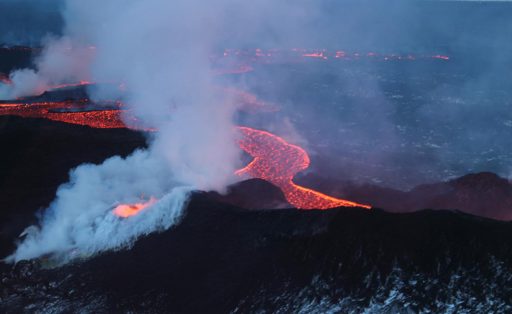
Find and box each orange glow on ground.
[0,102,150,129]
[236,126,371,210]
[0,101,371,212]
[113,197,157,218]
[217,48,449,63]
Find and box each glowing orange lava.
[217,48,450,63]
[0,100,371,212]
[113,197,157,218]
[0,102,148,129]
[212,65,254,75]
[48,80,93,90]
[236,126,371,210]
[0,87,270,129]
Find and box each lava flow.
[236,127,371,210]
[47,80,93,90]
[0,100,371,213]
[113,126,370,216]
[0,102,143,129]
[113,197,157,218]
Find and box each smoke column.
[6,0,283,263]
[0,36,93,99]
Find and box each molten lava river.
[237,127,370,210]
[0,101,370,216]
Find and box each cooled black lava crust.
[0,117,511,313]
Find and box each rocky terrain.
[0,116,511,313]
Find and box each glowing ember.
[113,197,157,218]
[236,126,371,210]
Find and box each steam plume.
[6,0,267,263]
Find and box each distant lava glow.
[432,55,450,61]
[48,80,93,90]
[217,48,450,63]
[0,73,11,85]
[113,197,157,218]
[236,126,371,210]
[302,51,328,60]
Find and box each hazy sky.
[1,0,512,53]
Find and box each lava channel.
[0,102,147,129]
[0,101,371,213]
[236,126,371,210]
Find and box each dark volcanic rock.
[0,84,121,105]
[0,46,37,75]
[0,116,147,257]
[17,86,90,103]
[410,172,512,220]
[302,172,512,221]
[1,196,512,313]
[1,115,512,313]
[207,178,290,209]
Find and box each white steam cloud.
[12,150,192,261]
[0,36,92,99]
[5,0,280,263]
